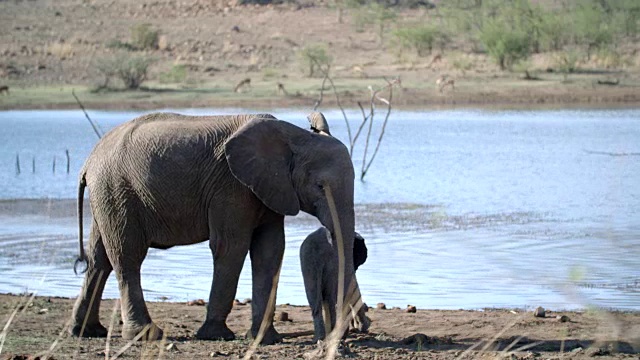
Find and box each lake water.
[0,108,638,311]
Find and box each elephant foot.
[70,322,108,338]
[350,314,371,333]
[196,320,235,341]
[122,322,164,341]
[246,325,283,345]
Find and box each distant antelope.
[435,75,454,93]
[0,85,8,95]
[277,82,288,96]
[233,78,251,93]
[351,65,368,78]
[428,54,442,68]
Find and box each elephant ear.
[225,116,300,216]
[353,232,367,271]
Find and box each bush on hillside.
[393,24,445,57]
[97,54,155,89]
[131,23,159,50]
[297,44,332,77]
[480,18,531,70]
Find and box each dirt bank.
[0,294,638,359]
[1,0,639,111]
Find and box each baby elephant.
[300,227,370,342]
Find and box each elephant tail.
[74,174,88,275]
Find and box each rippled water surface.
[0,108,638,310]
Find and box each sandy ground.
[0,294,638,359]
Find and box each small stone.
[233,299,245,306]
[38,308,49,314]
[533,306,545,318]
[187,299,206,306]
[586,346,610,357]
[406,305,417,313]
[276,311,290,322]
[376,302,386,310]
[165,343,179,351]
[556,315,570,322]
[243,298,252,304]
[401,333,430,345]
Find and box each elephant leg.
[324,273,338,340]
[116,267,162,340]
[70,221,112,337]
[302,261,326,341]
[196,231,250,340]
[107,224,161,340]
[246,220,285,345]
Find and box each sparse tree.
[97,53,155,90]
[298,44,333,78]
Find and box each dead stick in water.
[15,153,20,174]
[72,90,102,139]
[65,149,70,174]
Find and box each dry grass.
[47,42,75,60]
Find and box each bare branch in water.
[72,90,103,139]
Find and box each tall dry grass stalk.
[41,310,75,358]
[0,291,38,355]
[242,263,283,360]
[324,185,345,335]
[109,323,153,360]
[104,299,120,360]
[73,270,104,358]
[322,185,366,359]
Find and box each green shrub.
[262,68,279,80]
[297,44,332,77]
[351,3,397,43]
[131,23,159,50]
[392,25,443,57]
[451,54,473,73]
[594,48,630,69]
[538,11,570,51]
[555,49,582,81]
[480,18,531,70]
[610,0,640,37]
[570,3,614,58]
[352,7,374,33]
[97,54,155,89]
[106,39,136,51]
[159,64,188,84]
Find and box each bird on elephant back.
[70,111,359,345]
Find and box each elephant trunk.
[321,187,356,318]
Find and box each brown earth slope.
[1,0,639,110]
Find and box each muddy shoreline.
[0,294,638,359]
[2,85,640,112]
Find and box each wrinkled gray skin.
[300,227,370,342]
[70,113,356,344]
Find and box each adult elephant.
[70,112,356,344]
